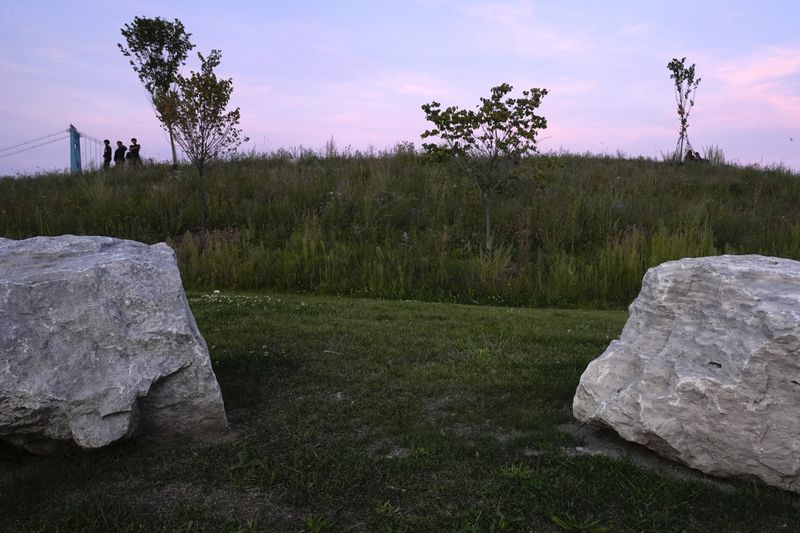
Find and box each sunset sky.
[1,0,799,176]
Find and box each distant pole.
[69,124,82,173]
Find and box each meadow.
[3,292,800,532]
[1,148,798,308]
[2,151,800,531]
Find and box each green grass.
[2,293,798,532]
[2,150,799,308]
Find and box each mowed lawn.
[2,293,799,532]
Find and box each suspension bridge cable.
[0,130,68,154]
[80,136,99,169]
[79,131,103,170]
[0,135,68,159]
[81,137,88,168]
[79,132,104,145]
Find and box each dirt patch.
[89,480,300,526]
[365,439,412,460]
[423,393,473,423]
[558,421,736,491]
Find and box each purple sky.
[1,1,799,176]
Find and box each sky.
[1,0,799,176]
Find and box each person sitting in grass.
[685,149,709,163]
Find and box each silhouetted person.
[102,140,112,170]
[685,149,698,161]
[114,141,127,168]
[128,138,141,167]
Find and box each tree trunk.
[168,126,179,170]
[483,188,493,253]
[198,165,206,231]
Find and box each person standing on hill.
[128,138,142,167]
[114,141,127,167]
[102,140,112,170]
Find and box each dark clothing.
[114,146,127,167]
[128,143,141,166]
[103,145,112,169]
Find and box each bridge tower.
[68,124,81,173]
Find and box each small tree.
[421,83,548,252]
[160,50,247,230]
[667,57,701,162]
[119,16,195,169]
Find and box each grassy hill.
[1,149,798,307]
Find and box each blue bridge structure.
[0,125,105,174]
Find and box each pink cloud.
[714,47,800,86]
[459,1,587,58]
[705,46,800,128]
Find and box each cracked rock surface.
[0,235,228,454]
[574,255,800,492]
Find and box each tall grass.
[1,148,798,307]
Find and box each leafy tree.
[667,57,701,162]
[421,83,548,252]
[159,50,248,230]
[119,16,195,169]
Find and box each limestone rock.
[574,255,800,492]
[0,235,228,454]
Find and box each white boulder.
[0,235,228,454]
[574,255,800,492]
